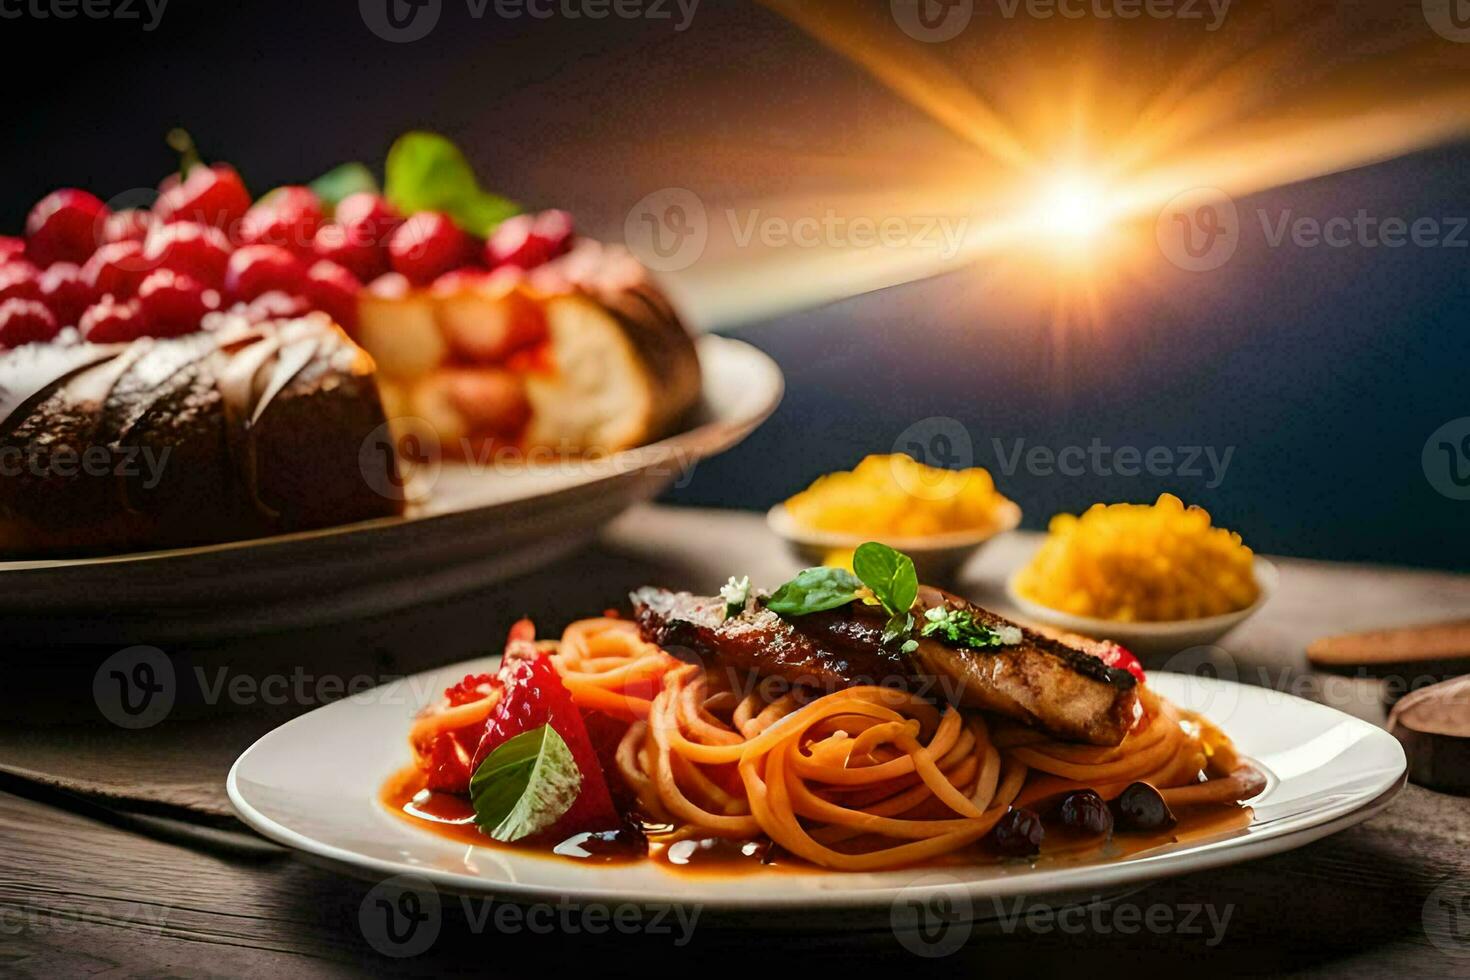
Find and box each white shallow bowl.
[229,656,1404,919]
[766,500,1022,583]
[1005,559,1278,664]
[0,336,781,644]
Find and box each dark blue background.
[1,1,1465,569]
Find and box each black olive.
[991,806,1045,857]
[1112,781,1178,832]
[1058,789,1114,837]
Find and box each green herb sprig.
[918,606,1021,650]
[766,542,919,651]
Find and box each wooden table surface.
[2,505,1468,978]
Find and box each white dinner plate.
[229,664,1407,913]
[0,335,781,643]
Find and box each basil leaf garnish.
[853,542,919,623]
[469,724,582,843]
[766,567,863,616]
[385,131,521,237]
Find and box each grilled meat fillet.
[633,585,1139,746]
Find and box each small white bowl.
[1004,558,1278,664]
[766,500,1022,584]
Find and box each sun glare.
[1033,172,1112,246]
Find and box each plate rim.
[227,667,1408,910]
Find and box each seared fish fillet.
[633,585,1139,746]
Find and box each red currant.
[136,269,219,337]
[0,298,59,348]
[0,262,42,304]
[389,212,473,286]
[82,240,151,300]
[38,262,92,327]
[304,259,361,333]
[142,221,232,286]
[239,186,324,258]
[224,244,306,303]
[80,297,150,343]
[25,189,110,266]
[103,209,153,244]
[486,209,575,269]
[154,164,252,231]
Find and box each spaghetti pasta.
[403,615,1263,869]
[531,617,1266,871]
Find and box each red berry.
[0,262,42,304]
[336,192,401,235]
[142,221,231,286]
[0,299,59,348]
[135,269,218,336]
[470,625,621,839]
[486,209,575,270]
[103,209,152,244]
[38,262,92,327]
[224,244,306,303]
[389,212,473,286]
[80,297,150,343]
[239,186,323,258]
[82,240,151,300]
[311,223,389,283]
[25,189,110,266]
[304,259,360,332]
[154,164,251,231]
[326,192,400,274]
[0,236,28,266]
[243,291,313,323]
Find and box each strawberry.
[413,671,504,795]
[471,620,620,841]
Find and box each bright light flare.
[1033,172,1113,246]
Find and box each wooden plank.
[1,782,1467,976]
